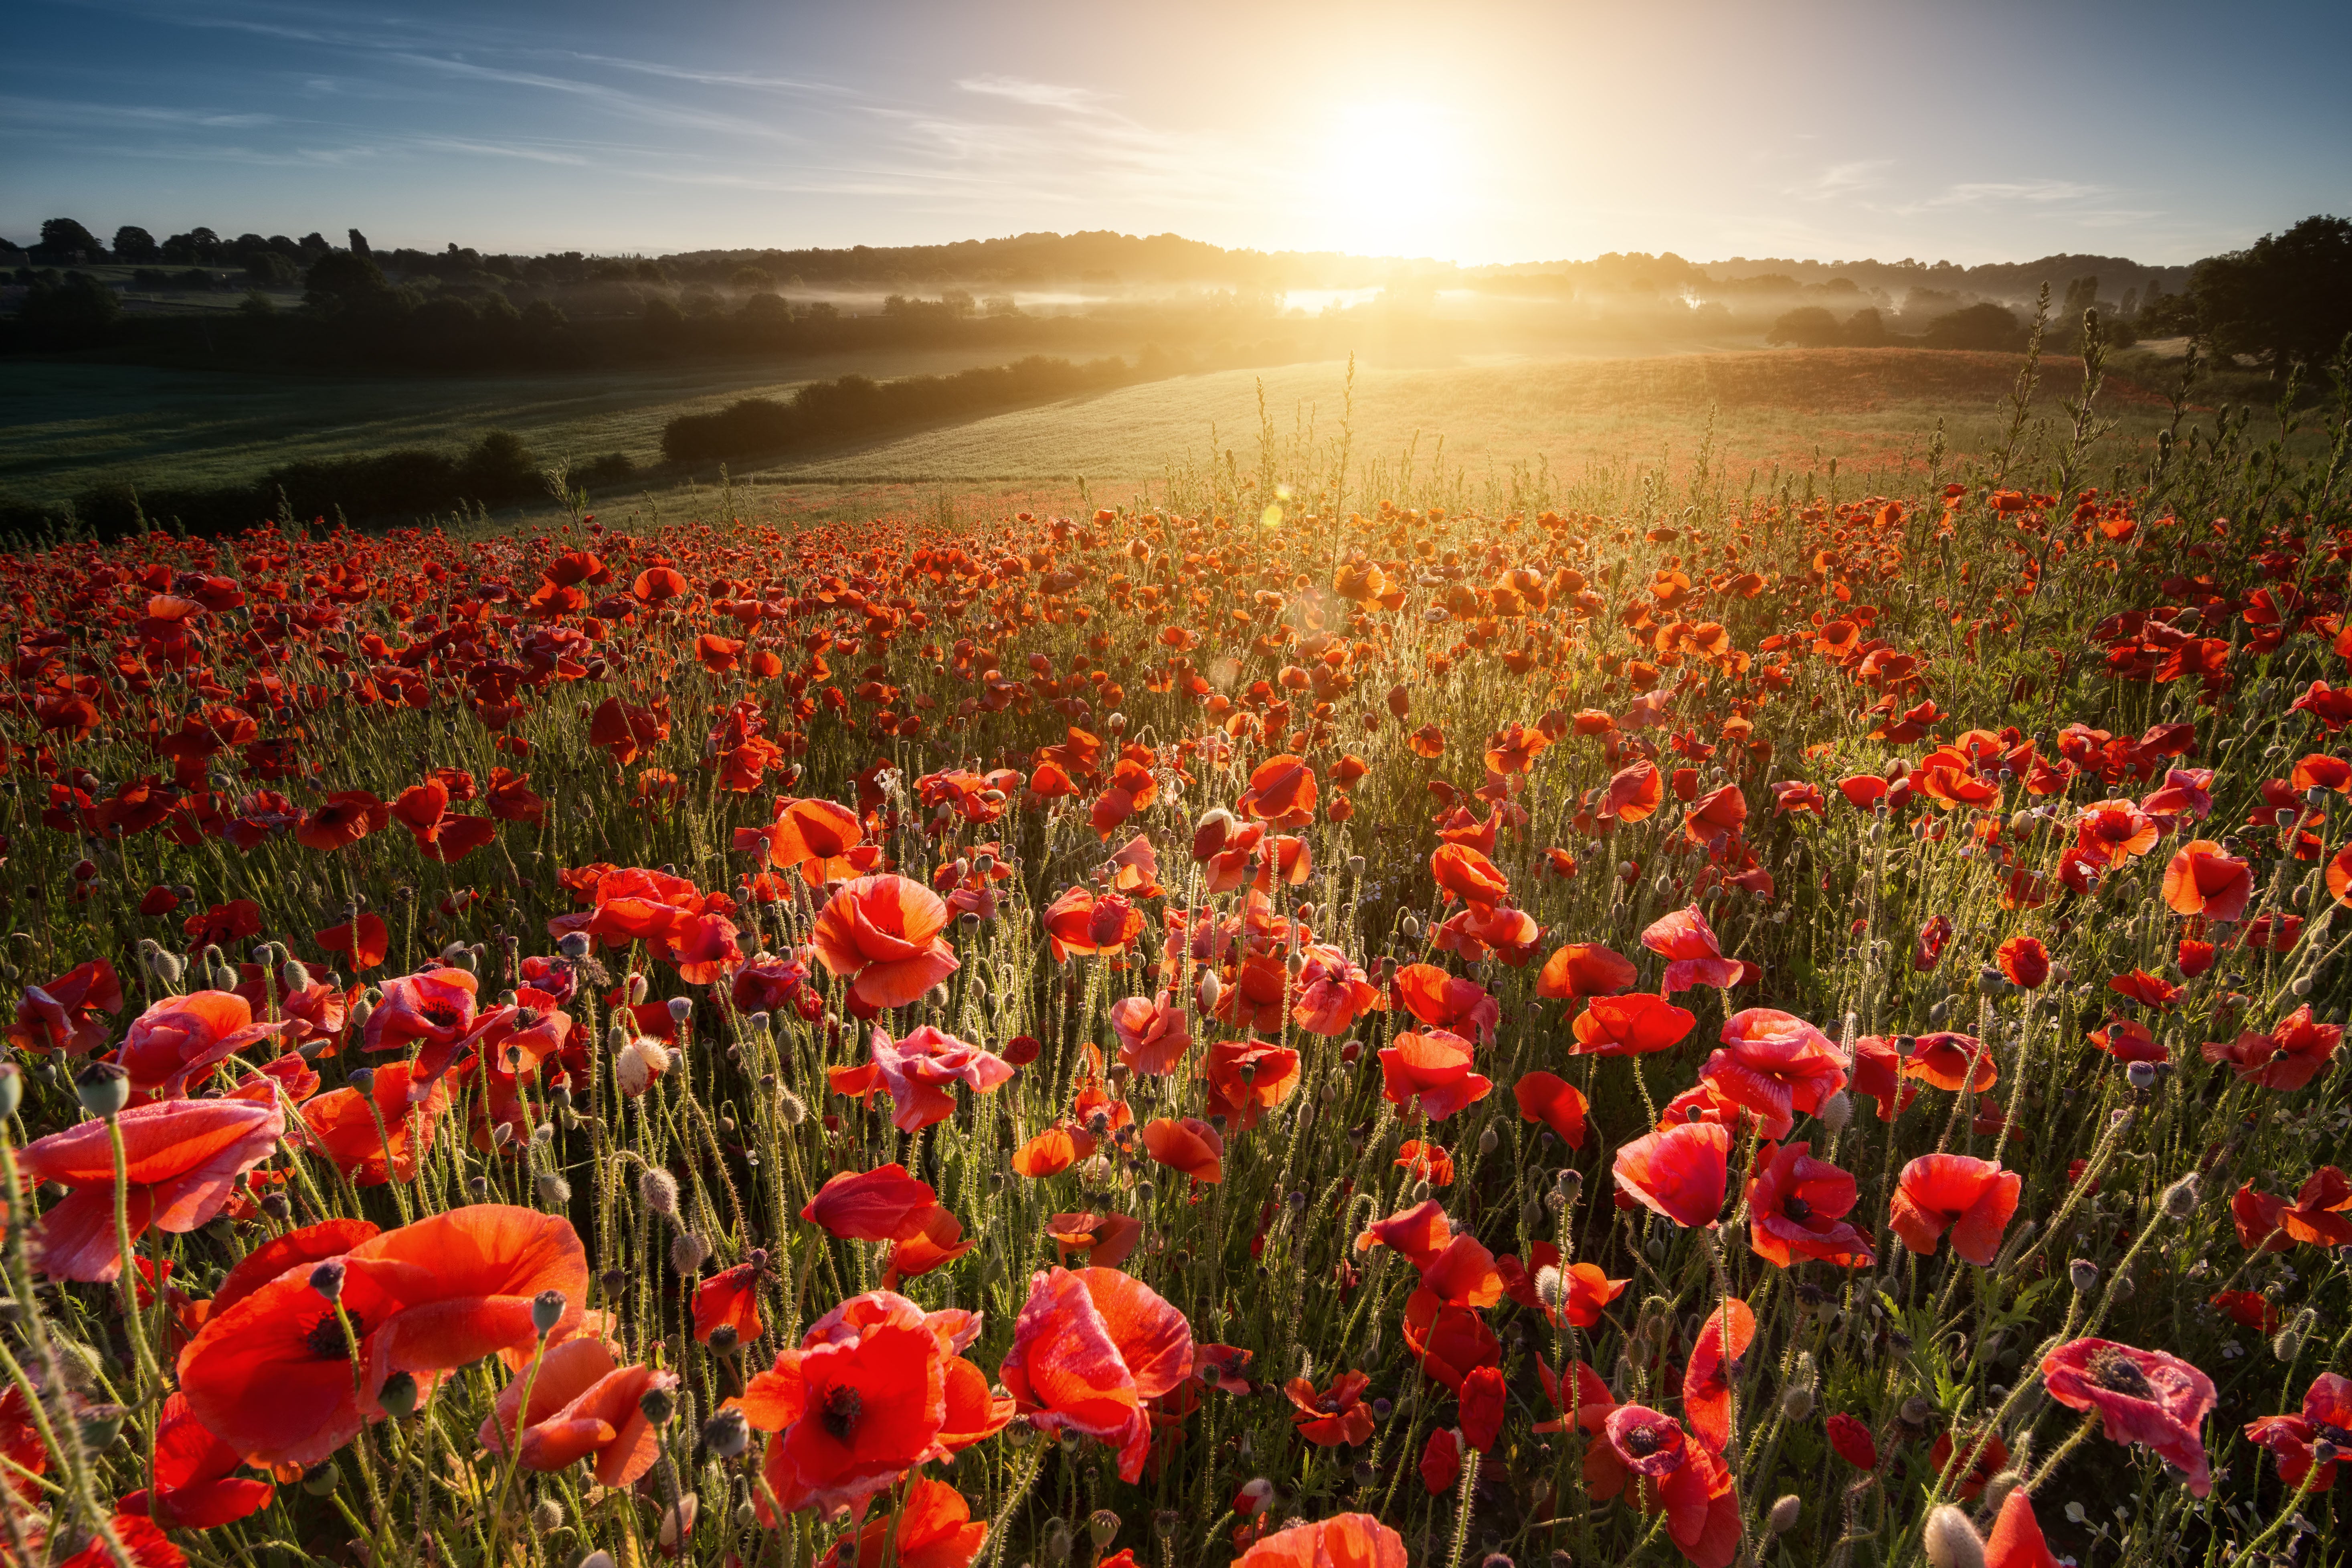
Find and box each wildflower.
[1233,1514,1407,1566]
[2201,1005,2343,1090]
[1108,991,1191,1074]
[1641,906,1743,992]
[1602,1405,1741,1568]
[828,1479,989,1568]
[1702,1009,1846,1136]
[1824,1413,1878,1469]
[1377,1030,1494,1120]
[810,874,961,1012]
[2160,840,2254,923]
[1613,1122,1731,1228]
[1046,1212,1144,1268]
[1571,993,1696,1055]
[21,1097,282,1282]
[8,958,123,1056]
[477,1337,677,1487]
[2041,1338,2214,1494]
[2231,1167,2352,1250]
[1995,936,2049,989]
[2243,1371,2352,1489]
[1890,1155,2021,1264]
[115,990,289,1098]
[1747,1142,1873,1267]
[802,1165,943,1241]
[118,1392,277,1527]
[1536,941,1638,1001]
[1141,1117,1224,1185]
[1203,1038,1300,1131]
[862,1024,1012,1132]
[1512,1070,1590,1147]
[1287,1370,1375,1446]
[1000,1267,1191,1482]
[298,1060,452,1184]
[179,1205,586,1467]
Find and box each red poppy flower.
[1420,1426,1462,1493]
[864,1024,1012,1132]
[811,874,961,1012]
[1354,1199,1452,1268]
[1291,946,1383,1036]
[2244,1371,2352,1489]
[1378,1030,1494,1120]
[1602,1405,1741,1568]
[1682,1299,1754,1453]
[2041,1338,2214,1495]
[1203,1038,1300,1131]
[1513,1070,1590,1147]
[1603,759,1663,823]
[1287,1369,1376,1446]
[1141,1116,1224,1185]
[1010,1122,1095,1178]
[1430,843,1509,911]
[178,1205,587,1467]
[1046,1211,1144,1268]
[1641,906,1743,992]
[1996,935,2050,989]
[20,1097,282,1282]
[1983,1486,2063,1568]
[2232,1168,2352,1250]
[113,990,290,1099]
[1702,1009,1846,1136]
[693,1256,766,1345]
[1930,1426,2010,1499]
[1000,1267,1192,1482]
[295,790,390,853]
[734,1289,980,1518]
[1237,754,1317,826]
[2201,1006,2343,1090]
[118,1391,276,1528]
[1824,1412,1878,1469]
[1889,1154,2020,1265]
[1042,886,1147,961]
[1232,1514,1407,1567]
[1537,941,1638,1001]
[885,1206,976,1289]
[1391,963,1501,1042]
[1903,1032,1997,1092]
[801,1165,942,1241]
[8,958,123,1056]
[1572,993,1695,1056]
[1747,1141,1873,1268]
[1613,1122,1731,1228]
[830,1477,989,1568]
[362,965,478,1066]
[2161,839,2254,923]
[2074,798,2159,865]
[1108,991,1191,1075]
[297,1060,452,1185]
[736,797,879,886]
[315,913,390,973]
[477,1337,677,1487]
[1456,1362,1508,1453]
[1536,1358,1622,1495]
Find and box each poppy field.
[0,350,2349,1568]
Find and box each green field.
[0,340,2235,532]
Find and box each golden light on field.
[1301,99,1474,259]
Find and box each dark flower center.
[2085,1347,2156,1400]
[1782,1195,1812,1222]
[1623,1425,1663,1457]
[819,1383,862,1443]
[422,1003,461,1028]
[305,1312,361,1359]
[2314,1422,2352,1447]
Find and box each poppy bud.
[376,1371,419,1418]
[1817,1090,1853,1135]
[1780,1384,1814,1421]
[75,1060,129,1119]
[639,1385,678,1426]
[2273,1307,2316,1362]
[531,1288,566,1336]
[1197,969,1223,1013]
[629,974,649,1005]
[2068,1257,2099,1292]
[640,1168,680,1217]
[2160,1173,2200,1219]
[536,1171,572,1207]
[658,1494,697,1550]
[1768,1495,1803,1534]
[279,958,312,993]
[531,1499,564,1534]
[1041,1518,1074,1564]
[672,1232,712,1274]
[701,1406,749,1458]
[0,1063,18,1122]
[1981,1470,2022,1513]
[1534,1266,1565,1310]
[778,1088,808,1125]
[1921,1504,1985,1568]
[349,997,373,1030]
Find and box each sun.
[1302,99,1473,259]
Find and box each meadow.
[0,318,2346,1568]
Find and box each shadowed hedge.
[661,353,1144,465]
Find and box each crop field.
[0,332,2347,1568]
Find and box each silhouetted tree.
[2191,215,2352,372]
[17,272,120,346]
[303,249,398,316]
[1922,303,2021,350]
[112,226,158,263]
[348,228,373,260]
[36,219,104,261]
[1766,306,1842,348]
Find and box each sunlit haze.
[5,0,2349,264]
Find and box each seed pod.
[531,1289,566,1335]
[641,1168,681,1217]
[1816,1091,1852,1135]
[2160,1173,2200,1219]
[701,1407,750,1458]
[672,1232,712,1274]
[376,1371,420,1418]
[74,1060,129,1119]
[1088,1510,1120,1548]
[2068,1258,2099,1293]
[1478,1125,1499,1155]
[1768,1495,1802,1534]
[1921,1505,1985,1568]
[531,1498,564,1533]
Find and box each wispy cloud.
[1788,160,1891,201]
[956,75,1115,113]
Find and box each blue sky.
[4,0,2347,266]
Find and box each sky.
[4,0,2348,268]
